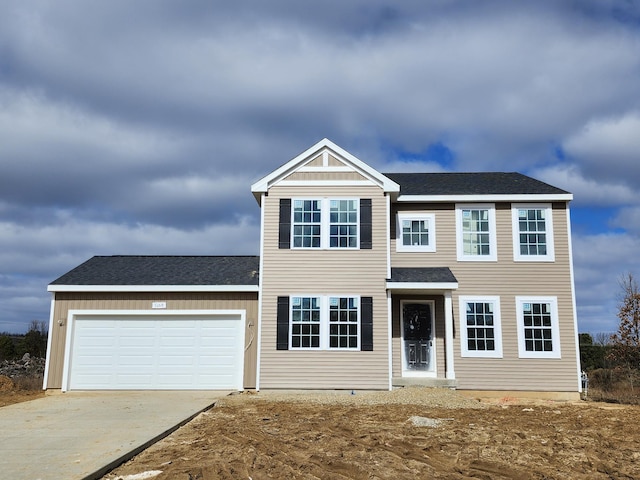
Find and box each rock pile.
[0,353,45,379]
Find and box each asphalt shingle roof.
[389,267,458,284]
[383,172,570,196]
[50,256,260,286]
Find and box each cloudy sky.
[1,1,639,335]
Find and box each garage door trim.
[61,309,246,392]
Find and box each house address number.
[152,301,167,309]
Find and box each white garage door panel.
[68,315,243,390]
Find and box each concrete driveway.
[0,391,230,480]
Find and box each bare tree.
[593,332,613,346]
[609,273,640,389]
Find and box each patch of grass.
[585,368,640,405]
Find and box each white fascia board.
[386,282,459,290]
[397,194,573,203]
[250,138,400,197]
[48,284,259,293]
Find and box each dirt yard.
[0,375,44,407]
[101,388,640,480]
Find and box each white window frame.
[459,296,503,358]
[511,203,555,262]
[455,204,497,262]
[516,296,561,359]
[291,198,360,250]
[396,213,436,252]
[289,295,360,350]
[289,296,322,349]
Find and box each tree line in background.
[0,320,48,361]
[581,272,640,403]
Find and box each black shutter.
[276,296,290,350]
[279,198,291,249]
[360,199,372,249]
[361,296,373,351]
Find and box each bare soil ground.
[102,388,640,480]
[0,375,44,407]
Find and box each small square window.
[396,213,436,252]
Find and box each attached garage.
[62,311,245,391]
[44,256,260,392]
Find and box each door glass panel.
[403,303,433,372]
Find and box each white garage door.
[66,314,244,391]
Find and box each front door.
[402,302,436,376]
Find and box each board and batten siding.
[390,202,579,392]
[259,184,390,390]
[46,292,259,389]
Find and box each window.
[284,296,363,350]
[290,297,321,348]
[330,200,358,248]
[329,297,359,348]
[396,213,436,252]
[516,297,561,358]
[290,198,359,249]
[512,204,555,261]
[459,296,503,358]
[456,204,497,261]
[293,200,321,248]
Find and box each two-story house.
[43,139,581,399]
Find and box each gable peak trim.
[251,138,399,202]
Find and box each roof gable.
[251,138,400,203]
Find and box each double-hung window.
[290,198,359,249]
[516,297,561,358]
[290,297,321,348]
[396,213,436,252]
[459,296,503,358]
[277,296,373,351]
[329,297,359,348]
[329,200,358,248]
[455,204,497,261]
[292,200,321,248]
[289,296,359,350]
[512,204,555,261]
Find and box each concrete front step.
[392,377,458,389]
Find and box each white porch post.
[444,290,455,380]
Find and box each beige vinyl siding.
[46,292,259,390]
[391,202,579,392]
[306,156,323,167]
[328,154,343,166]
[259,185,389,389]
[284,171,368,181]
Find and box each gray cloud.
[1,1,639,332]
